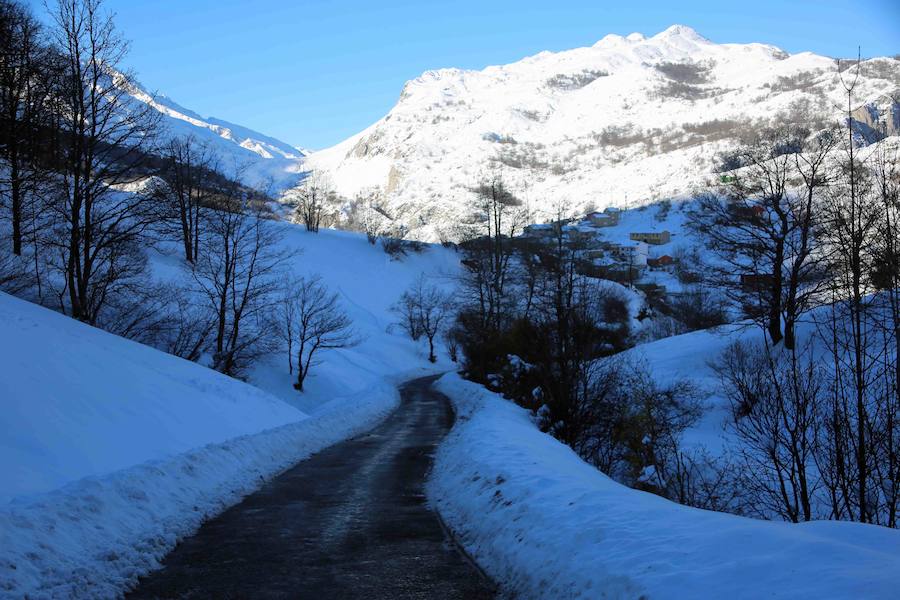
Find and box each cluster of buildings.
[522,207,676,277]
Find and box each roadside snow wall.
[429,372,900,600]
[0,381,399,598]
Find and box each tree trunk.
[10,158,22,256]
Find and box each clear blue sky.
[30,0,900,150]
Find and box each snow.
[302,25,898,241]
[0,224,462,597]
[242,224,462,411]
[619,322,749,453]
[0,291,304,503]
[0,374,404,599]
[429,372,900,600]
[123,78,305,192]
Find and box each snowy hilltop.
[300,25,899,240]
[122,75,307,191]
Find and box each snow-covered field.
[625,326,762,468]
[0,226,461,598]
[429,373,900,600]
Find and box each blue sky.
[31,0,900,150]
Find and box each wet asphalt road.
[127,376,495,600]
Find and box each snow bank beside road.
[0,290,431,597]
[0,380,401,599]
[429,373,900,600]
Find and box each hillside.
[123,76,306,191]
[0,291,305,503]
[302,25,899,241]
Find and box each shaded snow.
[429,373,900,599]
[0,224,462,597]
[0,292,305,503]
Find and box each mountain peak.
[303,28,897,242]
[654,24,709,43]
[594,25,709,49]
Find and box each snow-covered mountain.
[122,76,306,191]
[302,25,900,241]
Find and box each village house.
[629,230,671,245]
[522,223,554,237]
[609,241,649,267]
[584,207,620,228]
[731,203,766,221]
[646,254,675,270]
[523,218,577,238]
[564,226,596,243]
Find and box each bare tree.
[0,0,56,257]
[291,172,333,233]
[688,126,834,349]
[156,135,219,263]
[812,54,883,524]
[457,172,529,341]
[46,0,161,323]
[360,188,391,244]
[714,339,823,522]
[393,275,452,362]
[340,186,391,244]
[391,285,424,342]
[869,121,900,527]
[159,283,215,362]
[192,192,286,377]
[278,275,356,392]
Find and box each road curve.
[127,375,495,599]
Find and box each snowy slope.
[239,224,463,412]
[0,291,305,503]
[0,221,462,504]
[122,76,305,191]
[430,373,900,600]
[0,225,464,486]
[303,25,899,240]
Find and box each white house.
[609,241,649,267]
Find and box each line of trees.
[692,62,900,526]
[0,0,355,389]
[1,0,165,324]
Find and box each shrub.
[765,70,821,93]
[546,69,609,90]
[654,61,713,84]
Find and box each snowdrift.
[0,292,307,502]
[429,373,900,600]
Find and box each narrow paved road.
[128,376,495,599]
